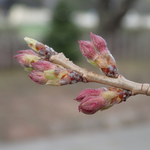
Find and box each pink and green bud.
[29,61,84,86]
[90,32,119,77]
[45,68,83,86]
[76,87,131,114]
[28,68,66,86]
[78,95,110,114]
[28,70,48,85]
[78,40,99,66]
[24,37,45,53]
[14,50,41,69]
[29,61,68,85]
[32,61,55,72]
[30,67,66,86]
[75,88,107,102]
[79,32,119,78]
[44,68,67,80]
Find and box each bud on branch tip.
[90,32,107,54]
[14,50,41,70]
[79,32,119,78]
[24,37,45,53]
[76,87,131,114]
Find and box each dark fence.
[0,32,27,68]
[0,31,150,68]
[104,31,150,61]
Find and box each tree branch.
[96,0,137,33]
[14,35,150,114]
[50,53,150,96]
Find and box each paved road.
[1,122,150,150]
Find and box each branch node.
[141,83,150,96]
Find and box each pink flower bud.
[14,51,41,68]
[90,32,119,77]
[78,40,98,61]
[78,33,119,77]
[32,61,55,72]
[78,95,110,114]
[28,60,84,86]
[18,50,37,55]
[90,32,107,54]
[28,70,48,85]
[76,87,131,114]
[75,88,107,102]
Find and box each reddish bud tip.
[75,87,131,114]
[14,50,41,68]
[18,50,37,55]
[90,32,107,54]
[75,88,107,102]
[78,95,109,114]
[14,54,26,65]
[28,70,48,85]
[78,40,98,60]
[32,61,55,72]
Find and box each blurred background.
[1,0,150,149]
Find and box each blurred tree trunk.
[95,0,137,35]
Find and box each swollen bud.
[90,32,107,54]
[79,32,119,78]
[90,32,119,78]
[78,40,99,66]
[29,60,84,86]
[75,87,131,114]
[14,50,41,70]
[74,88,107,102]
[24,37,45,53]
[24,37,57,57]
[28,70,48,85]
[31,60,55,72]
[29,61,66,85]
[78,95,108,114]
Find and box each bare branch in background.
[95,0,137,34]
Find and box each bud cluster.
[75,32,132,114]
[14,38,84,86]
[14,34,132,115]
[27,61,83,85]
[79,32,119,78]
[75,87,131,114]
